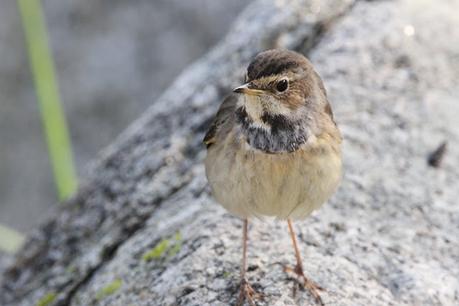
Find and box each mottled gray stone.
[1,0,459,305]
[0,0,249,231]
[0,253,11,277]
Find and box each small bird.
[203,49,342,305]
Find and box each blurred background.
[0,0,251,242]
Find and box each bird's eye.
[276,79,288,92]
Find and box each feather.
[203,95,237,148]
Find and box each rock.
[0,0,249,231]
[0,252,11,277]
[1,0,459,305]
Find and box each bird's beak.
[233,83,264,96]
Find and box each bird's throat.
[235,106,308,153]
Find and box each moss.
[142,239,170,261]
[222,271,231,278]
[66,264,77,274]
[167,231,182,257]
[95,278,123,301]
[142,231,182,262]
[36,292,57,306]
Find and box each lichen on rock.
[1,0,459,305]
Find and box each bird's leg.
[236,219,262,306]
[284,219,324,306]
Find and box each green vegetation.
[142,231,182,262]
[167,231,182,257]
[36,292,57,306]
[142,239,170,261]
[1,0,75,256]
[0,224,25,253]
[65,264,77,274]
[17,0,77,201]
[95,278,123,301]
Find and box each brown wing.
[203,95,237,148]
[313,70,327,97]
[314,70,337,124]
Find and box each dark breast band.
[235,107,308,153]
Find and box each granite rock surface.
[1,0,458,305]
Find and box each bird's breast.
[205,128,342,220]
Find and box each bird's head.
[234,49,330,128]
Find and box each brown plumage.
[203,49,342,306]
[203,95,236,148]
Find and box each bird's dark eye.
[276,79,288,92]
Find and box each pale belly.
[205,133,342,220]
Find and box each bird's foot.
[236,278,263,306]
[283,264,325,306]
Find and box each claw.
[236,278,263,306]
[283,265,325,306]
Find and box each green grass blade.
[0,224,25,253]
[17,0,78,200]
